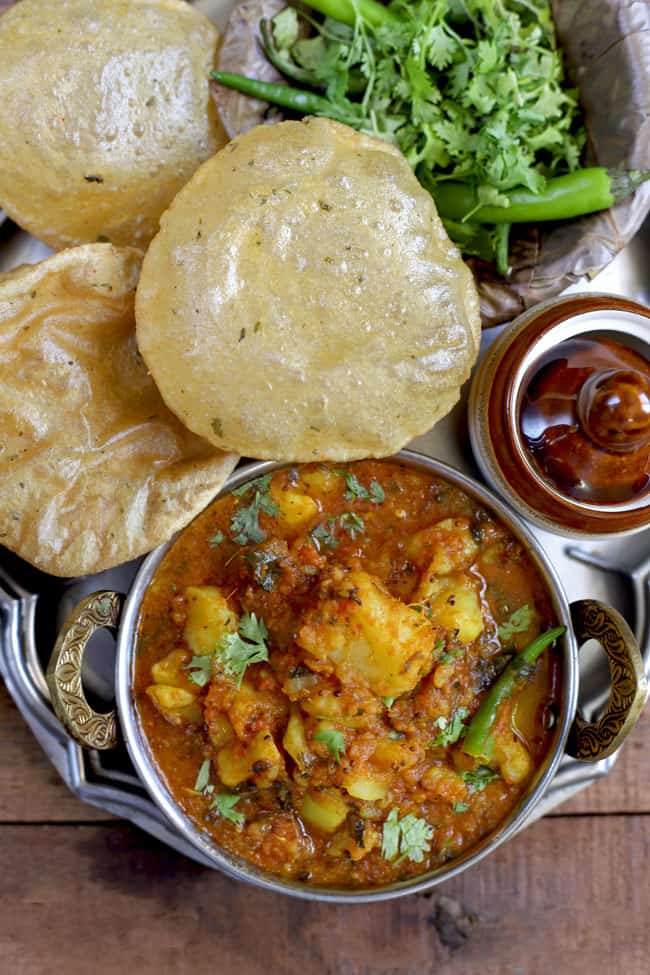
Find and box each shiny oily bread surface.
[0,0,227,251]
[136,118,481,461]
[0,245,238,577]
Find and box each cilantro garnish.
[217,612,269,687]
[310,519,339,551]
[498,604,536,641]
[339,512,365,539]
[431,708,469,747]
[230,476,279,545]
[452,801,470,814]
[232,474,273,497]
[208,530,225,548]
[187,654,213,687]
[211,792,245,827]
[263,0,585,272]
[194,758,211,792]
[381,808,433,864]
[460,766,500,793]
[313,726,346,763]
[382,696,395,709]
[335,470,385,504]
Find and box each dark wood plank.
[0,685,112,822]
[551,703,650,815]
[1,815,648,975]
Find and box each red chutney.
[134,461,560,888]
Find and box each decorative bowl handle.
[46,590,124,750]
[566,599,648,761]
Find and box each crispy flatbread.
[136,117,481,461]
[0,0,227,250]
[0,245,238,576]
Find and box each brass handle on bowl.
[566,599,648,761]
[46,590,124,750]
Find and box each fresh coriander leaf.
[460,766,500,793]
[313,726,346,763]
[382,696,395,709]
[272,6,299,51]
[434,638,446,652]
[369,480,385,503]
[187,654,213,687]
[339,512,365,540]
[380,807,401,861]
[452,801,470,814]
[194,758,211,792]
[498,604,536,641]
[432,708,469,747]
[232,474,273,497]
[381,808,433,864]
[211,792,245,827]
[335,469,370,500]
[230,486,279,545]
[388,729,405,740]
[310,519,339,551]
[208,530,224,548]
[397,813,434,864]
[217,612,269,687]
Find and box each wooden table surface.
[1,679,649,975]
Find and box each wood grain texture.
[0,816,648,975]
[0,685,112,822]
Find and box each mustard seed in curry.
[135,461,561,888]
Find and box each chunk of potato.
[282,705,312,770]
[145,685,203,726]
[300,789,349,833]
[341,770,389,801]
[184,586,237,657]
[372,739,420,771]
[227,678,288,741]
[328,823,381,861]
[492,732,532,785]
[299,468,340,495]
[270,486,319,532]
[150,648,195,692]
[298,570,439,698]
[300,689,381,728]
[207,712,235,750]
[421,765,468,803]
[414,572,483,644]
[406,518,479,574]
[217,731,285,789]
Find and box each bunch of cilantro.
[267,0,585,272]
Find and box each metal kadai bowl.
[45,451,648,902]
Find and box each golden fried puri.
[136,118,481,462]
[0,245,238,576]
[0,0,227,250]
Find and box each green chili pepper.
[425,169,650,224]
[211,72,361,127]
[463,626,566,761]
[302,0,400,29]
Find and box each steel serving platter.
[1,0,649,863]
[1,210,649,868]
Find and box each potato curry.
[135,460,561,888]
